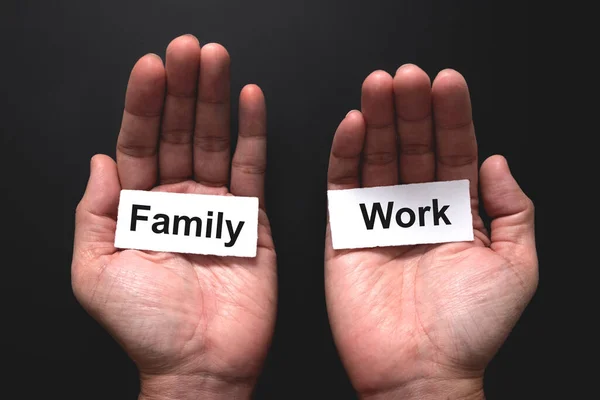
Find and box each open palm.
[325,66,537,398]
[71,36,276,397]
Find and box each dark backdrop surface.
[2,1,541,399]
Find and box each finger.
[361,70,398,187]
[327,110,366,190]
[393,64,435,183]
[432,69,479,207]
[325,110,366,259]
[116,54,166,190]
[74,155,121,256]
[72,155,121,302]
[193,43,231,187]
[480,155,536,260]
[78,155,121,219]
[159,34,201,184]
[230,85,267,207]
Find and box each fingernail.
[436,68,455,78]
[396,63,416,74]
[146,53,162,61]
[183,33,200,44]
[346,109,358,118]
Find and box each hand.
[71,35,276,400]
[325,65,537,399]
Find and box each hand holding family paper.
[114,190,259,257]
[327,180,474,250]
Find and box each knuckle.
[364,151,396,165]
[161,129,193,145]
[436,153,476,167]
[117,141,157,157]
[329,173,359,185]
[194,136,230,152]
[400,142,433,155]
[232,160,266,175]
[523,196,535,216]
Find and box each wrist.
[138,372,254,400]
[359,377,484,400]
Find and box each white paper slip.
[327,180,474,250]
[114,190,259,257]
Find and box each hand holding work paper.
[114,190,259,257]
[327,180,474,250]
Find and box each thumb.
[480,155,537,277]
[77,154,121,219]
[73,154,121,257]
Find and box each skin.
[71,35,537,399]
[325,65,538,399]
[71,35,276,400]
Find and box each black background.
[2,1,544,399]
